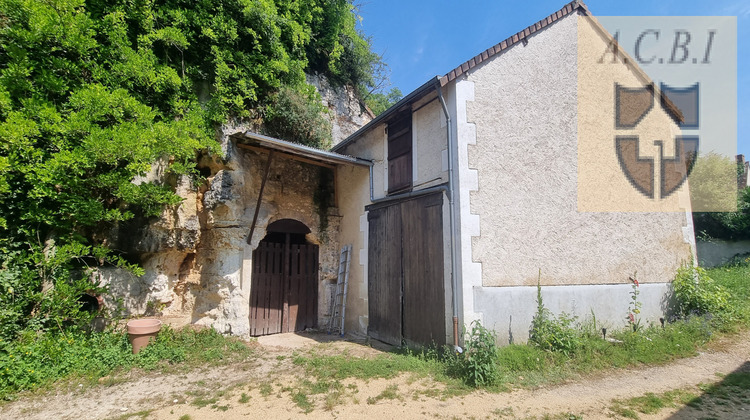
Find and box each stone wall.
[98,73,371,336]
[696,239,750,267]
[100,134,343,336]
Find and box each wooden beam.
[237,143,335,169]
[333,166,339,208]
[247,151,275,245]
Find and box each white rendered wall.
[451,13,694,343]
[413,99,449,189]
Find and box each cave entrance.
[249,219,319,336]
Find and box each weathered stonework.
[306,73,374,146]
[99,75,370,337]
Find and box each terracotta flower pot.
[126,319,162,354]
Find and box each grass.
[289,263,750,403]
[111,410,153,420]
[191,396,218,408]
[259,383,273,397]
[291,314,715,397]
[366,384,400,404]
[609,372,750,420]
[0,325,253,401]
[600,262,750,419]
[281,376,352,412]
[491,407,514,418]
[238,392,250,403]
[2,264,748,413]
[291,390,314,413]
[292,350,439,380]
[697,370,750,409]
[292,347,472,401]
[610,389,698,418]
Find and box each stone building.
[105,1,697,346]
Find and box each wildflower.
[628,313,635,323]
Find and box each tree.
[693,187,750,241]
[0,0,386,338]
[365,87,403,116]
[689,152,737,213]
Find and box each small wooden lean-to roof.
[233,131,370,246]
[232,131,371,168]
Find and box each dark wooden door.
[367,203,403,345]
[250,238,318,336]
[367,192,446,346]
[401,193,446,346]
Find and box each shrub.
[443,321,499,387]
[672,264,731,320]
[462,321,500,387]
[264,85,332,149]
[0,0,385,339]
[529,281,582,356]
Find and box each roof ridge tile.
[438,0,589,86]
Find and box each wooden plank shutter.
[388,113,412,193]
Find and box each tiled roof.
[438,0,589,87]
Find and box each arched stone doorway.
[249,219,319,336]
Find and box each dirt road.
[3,331,749,420]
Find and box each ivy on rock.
[0,0,384,338]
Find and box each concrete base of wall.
[473,283,672,345]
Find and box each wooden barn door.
[250,228,318,336]
[367,192,446,346]
[401,194,446,346]
[367,203,403,346]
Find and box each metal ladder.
[328,244,352,336]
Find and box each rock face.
[306,73,374,146]
[98,75,372,337]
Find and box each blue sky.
[356,0,748,158]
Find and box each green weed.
[111,410,153,420]
[366,384,400,404]
[323,390,344,411]
[529,275,582,355]
[259,383,273,397]
[491,406,514,418]
[191,396,218,408]
[610,388,698,418]
[291,390,313,413]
